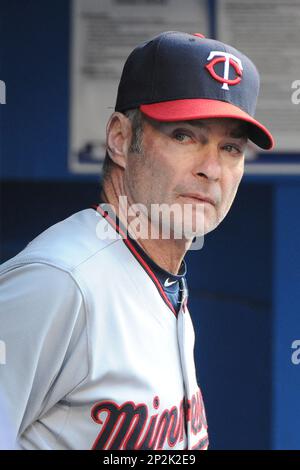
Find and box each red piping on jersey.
[93,204,177,317]
[191,435,209,450]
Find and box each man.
[0,31,273,450]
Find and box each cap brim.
[140,99,274,150]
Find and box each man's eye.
[223,144,242,155]
[173,131,192,143]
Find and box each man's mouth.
[181,193,216,206]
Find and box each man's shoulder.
[0,208,122,276]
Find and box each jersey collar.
[92,202,188,317]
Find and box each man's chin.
[203,219,221,235]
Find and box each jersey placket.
[176,278,209,450]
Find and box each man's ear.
[106,112,132,169]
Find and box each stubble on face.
[123,116,246,240]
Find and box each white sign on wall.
[69,0,208,174]
[217,0,300,174]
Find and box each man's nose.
[195,144,222,181]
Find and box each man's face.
[123,116,247,238]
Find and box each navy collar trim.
[93,203,185,317]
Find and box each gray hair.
[102,108,144,180]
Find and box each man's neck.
[100,175,190,275]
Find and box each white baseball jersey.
[0,205,208,450]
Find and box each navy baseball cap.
[115,31,274,150]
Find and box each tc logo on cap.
[205,51,243,90]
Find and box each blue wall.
[1,0,300,450]
[1,0,85,180]
[272,185,300,450]
[186,183,273,449]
